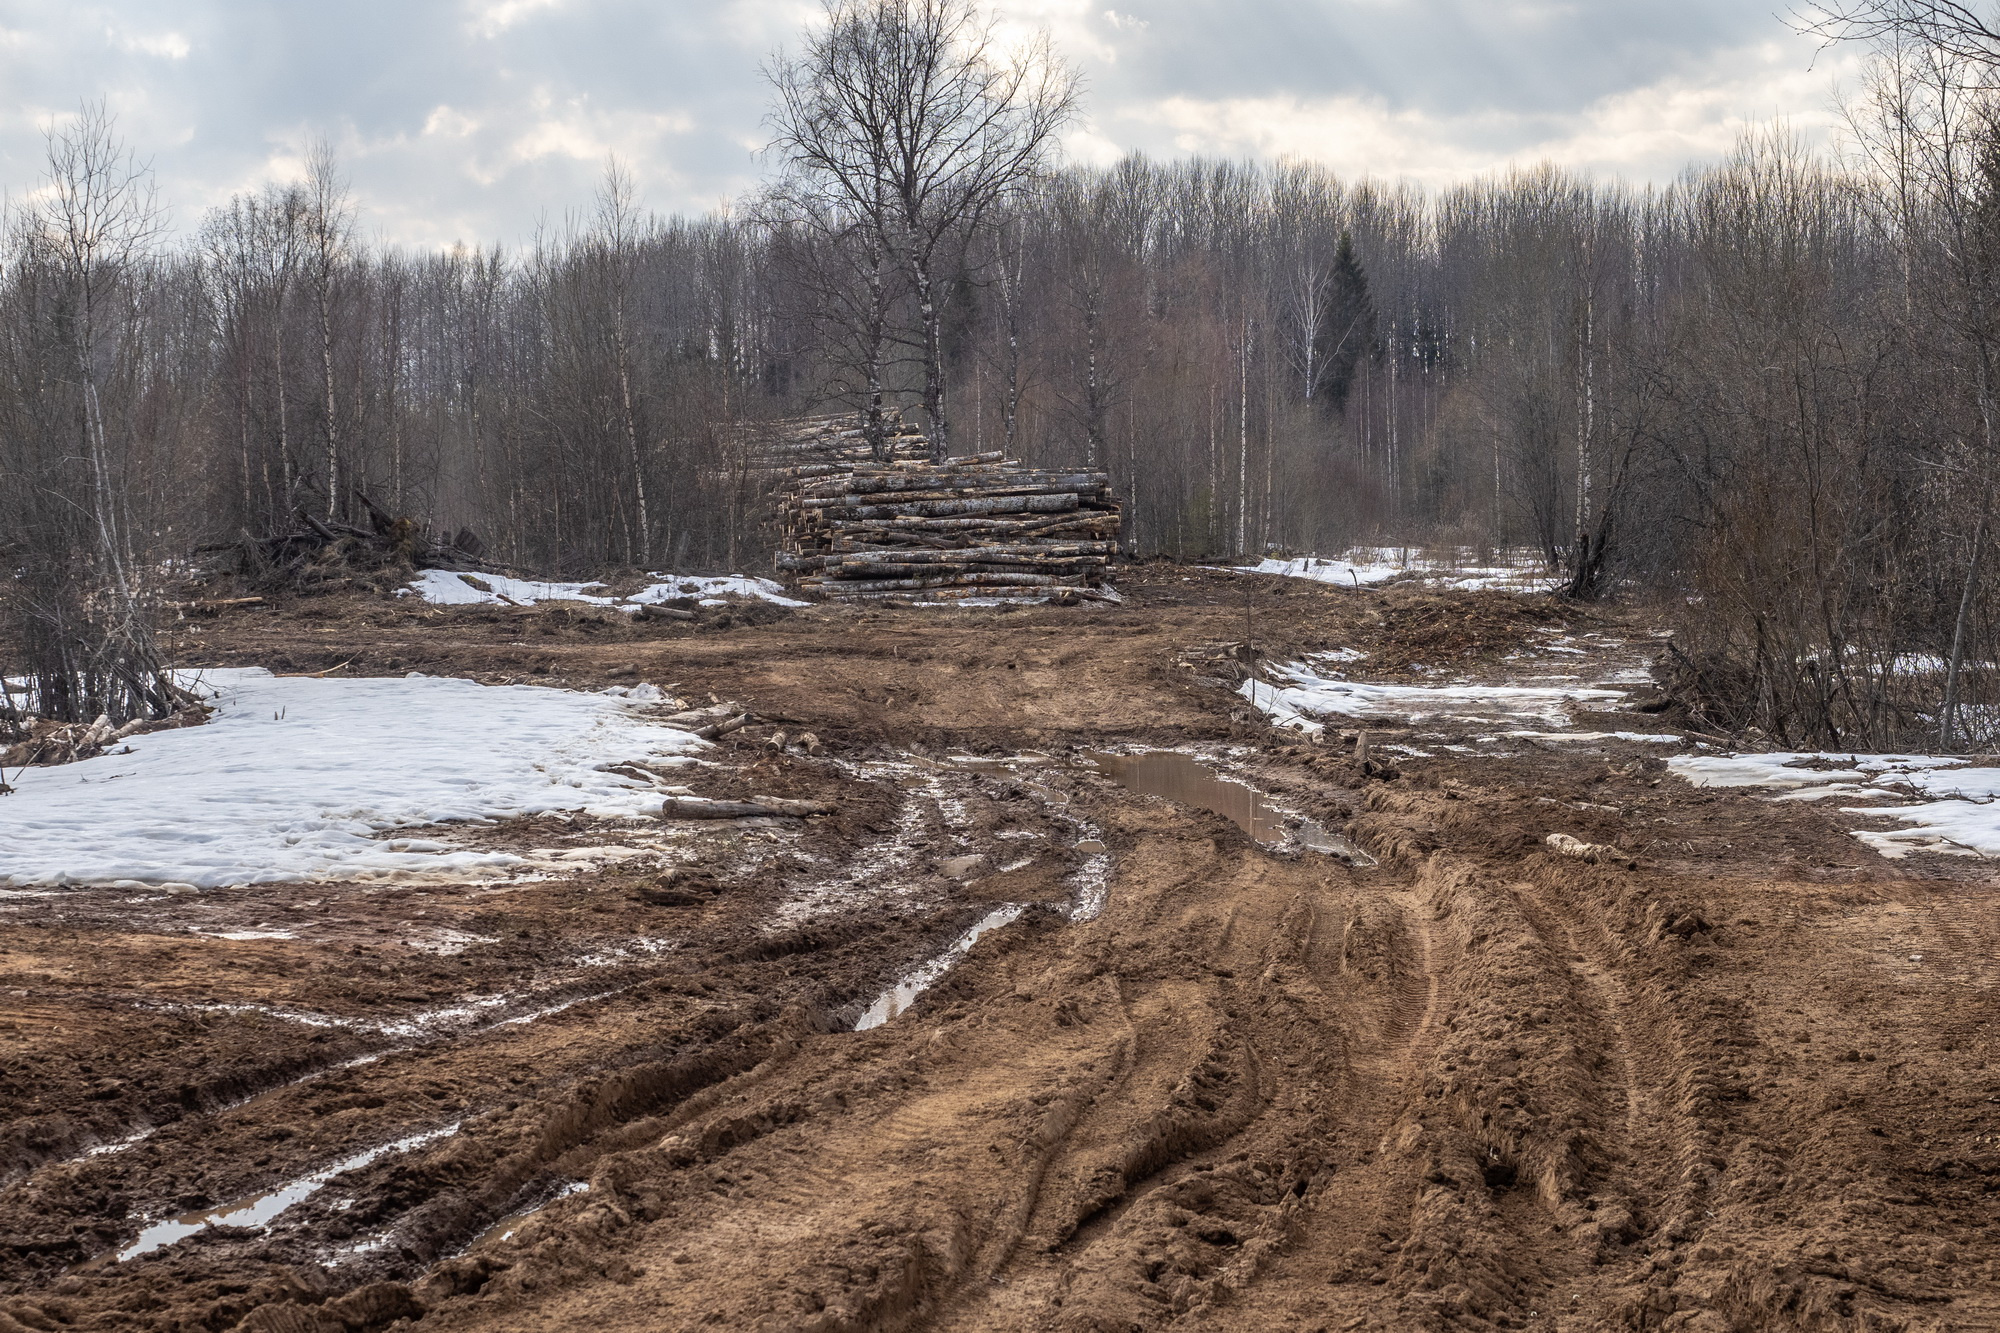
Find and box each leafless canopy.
[765,0,1080,462]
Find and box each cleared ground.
[3,566,1997,1332]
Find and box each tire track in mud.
[3,966,664,1195]
[0,746,1114,1321]
[19,583,2000,1333]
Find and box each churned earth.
[2,565,1997,1333]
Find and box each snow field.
[0,668,708,889]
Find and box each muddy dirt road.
[4,567,1998,1332]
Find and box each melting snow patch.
[405,571,810,610]
[400,570,617,607]
[1239,662,1625,734]
[1233,556,1404,587]
[1,669,707,890]
[626,574,810,608]
[1668,752,2000,858]
[1667,753,1962,792]
[1235,548,1556,593]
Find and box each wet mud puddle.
[459,1180,589,1254]
[1085,750,1374,863]
[854,749,1367,1032]
[101,1121,461,1265]
[855,905,1027,1030]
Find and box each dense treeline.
[0,141,1909,572]
[6,0,2000,751]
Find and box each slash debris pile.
[199,491,497,595]
[767,417,1122,603]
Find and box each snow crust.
[1234,548,1556,593]
[1,668,707,890]
[1240,662,1625,734]
[1234,556,1405,587]
[403,570,809,610]
[626,574,811,608]
[1668,751,2000,857]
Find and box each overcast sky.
[0,1,1862,249]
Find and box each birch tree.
[766,0,1078,462]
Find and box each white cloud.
[112,28,191,60]
[1108,38,1866,186]
[465,0,568,40]
[423,105,480,139]
[0,0,1867,246]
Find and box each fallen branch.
[692,713,751,740]
[660,795,834,819]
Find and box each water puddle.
[1084,750,1372,862]
[1298,823,1379,866]
[855,905,1026,1030]
[463,1179,589,1252]
[106,1121,460,1264]
[1086,750,1288,840]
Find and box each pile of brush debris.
[198,490,496,595]
[0,702,211,782]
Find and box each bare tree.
[767,0,1078,462]
[597,161,655,564]
[1818,3,2000,745]
[0,103,181,729]
[303,141,353,520]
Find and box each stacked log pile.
[768,419,1122,602]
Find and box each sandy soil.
[3,566,1997,1333]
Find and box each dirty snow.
[1668,751,2000,858]
[1240,661,1625,734]
[0,668,707,890]
[117,1121,463,1261]
[402,570,810,610]
[400,570,620,607]
[855,904,1026,1030]
[626,574,811,608]
[1235,548,1556,593]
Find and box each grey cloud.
[0,0,1835,247]
[1085,1,1800,114]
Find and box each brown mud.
[3,565,1997,1332]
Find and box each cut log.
[636,603,696,622]
[820,494,1082,522]
[692,713,751,740]
[762,413,1122,604]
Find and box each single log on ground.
[636,604,696,622]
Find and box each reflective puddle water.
[855,904,1026,1030]
[463,1179,589,1252]
[109,1121,461,1263]
[1085,750,1287,840]
[1085,750,1374,864]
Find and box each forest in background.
[7,0,2000,752]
